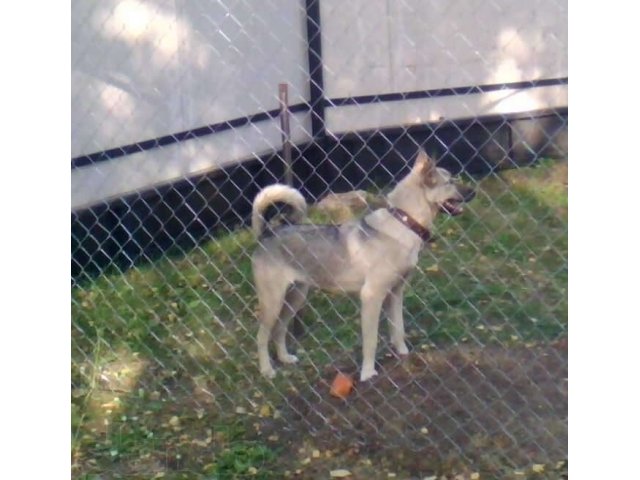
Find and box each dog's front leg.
[385,282,409,356]
[359,283,385,381]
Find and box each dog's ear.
[412,150,437,183]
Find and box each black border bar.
[305,0,326,139]
[325,77,568,107]
[72,77,568,170]
[71,103,310,170]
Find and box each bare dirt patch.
[260,341,567,478]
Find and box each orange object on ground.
[330,372,354,399]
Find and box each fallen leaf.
[259,404,272,417]
[330,470,352,478]
[470,473,480,480]
[532,464,545,473]
[426,264,439,272]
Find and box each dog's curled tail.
[251,184,307,237]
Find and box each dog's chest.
[346,227,420,277]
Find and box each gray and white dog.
[251,150,475,381]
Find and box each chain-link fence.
[71,1,567,478]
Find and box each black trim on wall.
[71,103,311,169]
[305,0,326,139]
[71,77,568,170]
[325,77,568,107]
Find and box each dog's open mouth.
[440,199,464,216]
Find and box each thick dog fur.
[251,150,475,381]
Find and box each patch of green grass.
[206,442,277,480]
[71,159,567,477]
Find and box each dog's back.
[254,221,381,292]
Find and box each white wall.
[71,0,312,209]
[71,112,311,209]
[320,0,567,134]
[71,0,311,157]
[71,0,567,210]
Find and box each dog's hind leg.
[384,281,409,356]
[273,283,309,365]
[255,273,289,379]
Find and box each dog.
[251,150,475,381]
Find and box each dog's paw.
[360,368,378,382]
[395,343,409,356]
[260,367,277,379]
[278,354,299,365]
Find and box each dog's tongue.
[442,200,463,216]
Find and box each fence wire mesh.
[71,1,567,478]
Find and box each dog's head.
[410,150,475,216]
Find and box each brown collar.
[387,208,433,242]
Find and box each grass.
[71,158,567,479]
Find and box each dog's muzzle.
[440,186,476,216]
